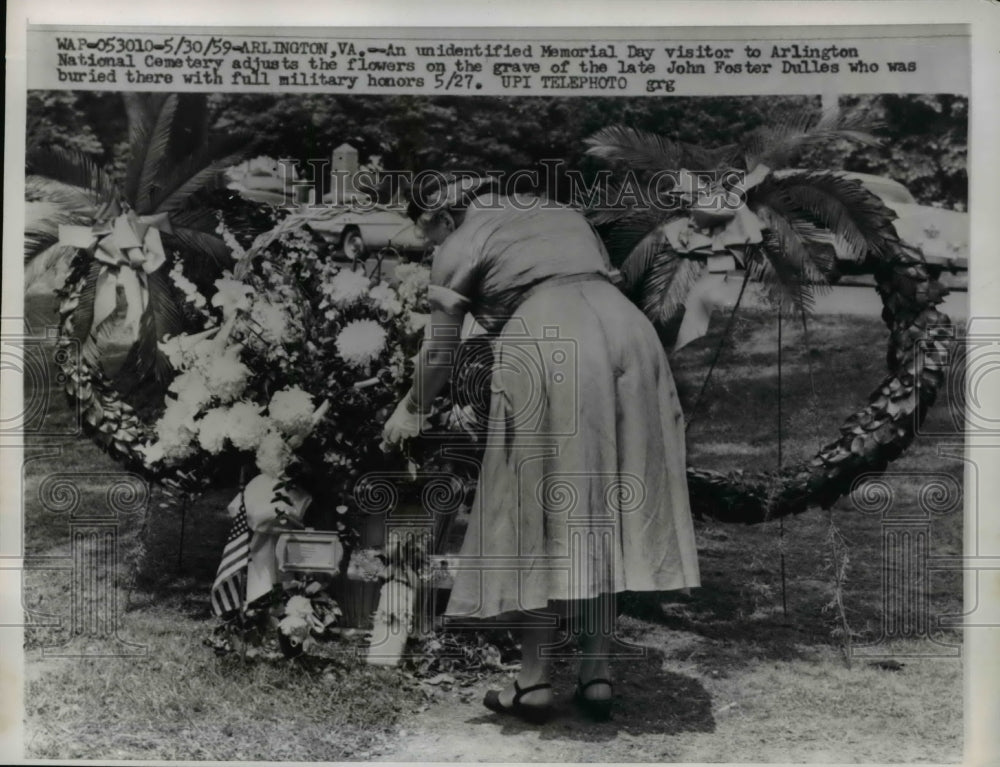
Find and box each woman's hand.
[382,394,428,447]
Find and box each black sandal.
[574,678,613,721]
[483,680,554,724]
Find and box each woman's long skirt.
[444,279,700,619]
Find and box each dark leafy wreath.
[684,249,955,523]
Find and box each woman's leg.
[496,617,557,708]
[576,592,615,700]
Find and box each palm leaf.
[150,134,256,214]
[166,226,234,280]
[122,93,161,207]
[602,209,685,268]
[743,109,881,172]
[620,226,705,325]
[753,171,900,261]
[25,146,115,203]
[135,94,180,214]
[584,125,686,172]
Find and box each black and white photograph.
[4,4,998,764]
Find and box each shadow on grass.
[467,647,714,741]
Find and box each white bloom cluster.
[169,262,207,311]
[347,548,385,581]
[216,219,248,263]
[393,263,431,308]
[325,268,371,308]
[277,594,313,642]
[405,312,430,335]
[335,319,387,369]
[168,369,214,411]
[368,281,403,317]
[200,345,250,403]
[249,300,297,346]
[140,399,198,465]
[267,387,314,437]
[212,276,254,319]
[255,429,294,478]
[225,401,270,451]
[196,406,232,455]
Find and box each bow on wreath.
[665,166,769,350]
[58,209,172,335]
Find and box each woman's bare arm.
[408,308,465,412]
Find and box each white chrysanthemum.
[143,398,199,465]
[347,548,386,581]
[335,319,387,369]
[284,595,314,619]
[212,277,254,318]
[225,402,270,451]
[196,406,231,455]
[168,369,214,412]
[267,387,314,436]
[255,429,293,478]
[249,300,299,346]
[325,268,371,308]
[393,263,431,308]
[405,312,430,335]
[201,346,250,403]
[368,281,403,316]
[159,335,187,370]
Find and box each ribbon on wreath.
[664,166,770,351]
[58,210,172,334]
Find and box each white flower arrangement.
[141,398,199,465]
[325,267,371,308]
[335,319,388,369]
[199,346,250,404]
[224,402,270,451]
[347,547,386,582]
[196,406,232,455]
[169,261,208,311]
[368,281,403,317]
[168,368,214,411]
[255,428,294,478]
[393,263,431,309]
[267,387,315,437]
[211,276,254,319]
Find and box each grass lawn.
[18,294,965,762]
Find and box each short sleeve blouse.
[428,194,613,331]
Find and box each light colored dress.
[430,194,699,620]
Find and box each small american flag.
[211,504,251,616]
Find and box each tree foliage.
[29,92,966,210]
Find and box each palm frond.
[151,133,256,214]
[753,205,835,316]
[25,146,115,202]
[166,226,234,280]
[753,171,900,261]
[602,209,685,268]
[122,93,160,206]
[135,94,180,214]
[24,243,78,289]
[746,235,817,317]
[743,108,881,172]
[584,125,686,172]
[619,226,705,324]
[755,204,837,287]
